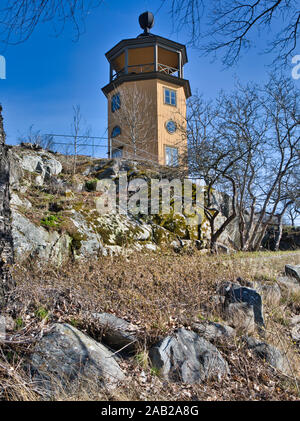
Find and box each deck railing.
[112,62,180,80]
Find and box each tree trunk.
[0,105,14,309]
[274,216,283,251]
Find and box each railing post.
[154,44,158,72]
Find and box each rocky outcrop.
[0,106,14,308]
[149,327,229,384]
[31,323,125,395]
[263,226,300,251]
[7,146,243,263]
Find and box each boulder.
[149,327,229,384]
[244,336,290,375]
[192,321,235,343]
[285,265,300,283]
[20,153,62,179]
[31,323,125,395]
[277,276,300,292]
[220,282,265,328]
[92,313,138,353]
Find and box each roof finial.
[139,11,154,36]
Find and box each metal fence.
[45,134,174,168]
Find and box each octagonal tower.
[102,12,191,166]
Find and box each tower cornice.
[102,71,191,99]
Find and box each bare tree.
[110,84,157,161]
[287,204,300,227]
[165,0,300,67]
[71,105,90,174]
[18,125,54,150]
[187,76,300,251]
[0,0,103,45]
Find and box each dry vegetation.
[1,249,300,401]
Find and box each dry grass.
[1,250,300,401]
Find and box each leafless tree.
[165,0,300,67]
[186,76,300,251]
[0,0,103,45]
[287,204,300,227]
[18,125,54,150]
[110,84,157,161]
[71,105,90,174]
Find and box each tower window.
[165,146,178,166]
[111,93,121,112]
[164,88,177,106]
[111,126,121,138]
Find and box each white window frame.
[164,88,177,107]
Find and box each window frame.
[164,87,177,107]
[165,145,179,167]
[111,93,121,113]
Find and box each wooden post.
[154,44,158,72]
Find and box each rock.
[215,243,230,254]
[31,323,125,395]
[220,282,265,328]
[92,313,138,353]
[192,321,235,343]
[10,193,32,209]
[277,276,300,292]
[225,302,255,334]
[244,336,290,375]
[3,315,15,331]
[149,328,229,384]
[21,153,62,176]
[285,265,300,283]
[253,282,281,306]
[290,315,300,343]
[12,211,71,263]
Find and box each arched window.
[111,126,121,138]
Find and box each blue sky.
[0,0,298,157]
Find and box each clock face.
[166,120,177,134]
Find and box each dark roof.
[102,71,191,99]
[105,34,188,65]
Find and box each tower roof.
[102,12,191,99]
[105,34,188,66]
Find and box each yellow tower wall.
[107,78,187,165]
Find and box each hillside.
[0,145,299,401]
